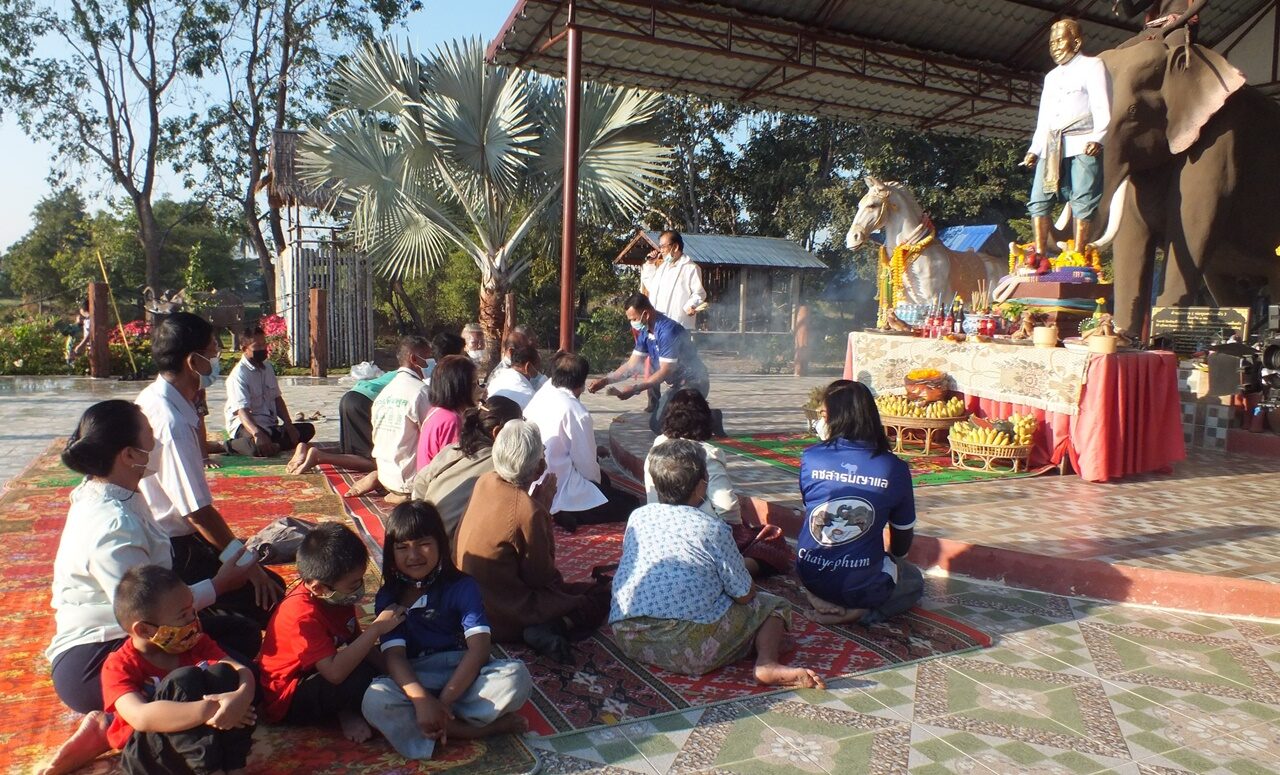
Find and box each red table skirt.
[849,347,1186,482]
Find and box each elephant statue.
[1092,35,1280,335]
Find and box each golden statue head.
[1049,19,1084,65]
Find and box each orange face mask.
[147,618,202,654]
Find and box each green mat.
[708,432,1050,487]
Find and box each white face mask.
[131,446,159,477]
[467,349,484,362]
[815,418,831,441]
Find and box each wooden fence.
[276,242,374,368]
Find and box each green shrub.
[0,314,74,375]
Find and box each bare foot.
[804,589,846,617]
[447,713,529,739]
[345,471,380,498]
[384,491,409,505]
[286,442,310,473]
[37,711,110,775]
[339,709,373,743]
[811,608,868,625]
[754,663,826,689]
[291,446,323,475]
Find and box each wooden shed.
[615,231,826,343]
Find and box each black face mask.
[250,349,269,365]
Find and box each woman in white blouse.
[47,400,256,717]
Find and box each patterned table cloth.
[843,332,1092,415]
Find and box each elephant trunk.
[1090,177,1131,248]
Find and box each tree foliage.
[0,0,231,291]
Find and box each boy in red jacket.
[258,523,404,741]
[101,565,256,774]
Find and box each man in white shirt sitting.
[136,312,283,626]
[348,335,434,499]
[485,341,541,410]
[523,351,639,532]
[1022,18,1110,258]
[222,325,313,457]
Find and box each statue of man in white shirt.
[1021,19,1111,259]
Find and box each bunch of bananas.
[950,421,1014,447]
[876,394,965,419]
[1009,413,1037,446]
[950,414,1038,448]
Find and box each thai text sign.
[1149,306,1250,353]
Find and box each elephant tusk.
[1092,177,1131,249]
[1054,204,1072,233]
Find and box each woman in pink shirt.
[416,355,479,470]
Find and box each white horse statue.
[846,177,1005,307]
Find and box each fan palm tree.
[298,37,670,361]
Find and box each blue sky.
[0,0,516,251]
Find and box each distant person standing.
[647,231,705,331]
[644,230,705,412]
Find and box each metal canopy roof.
[488,0,1279,138]
[615,230,828,269]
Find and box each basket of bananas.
[948,414,1037,472]
[875,393,968,455]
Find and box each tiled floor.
[609,387,1280,583]
[528,576,1280,775]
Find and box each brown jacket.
[453,472,595,641]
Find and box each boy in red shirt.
[100,565,256,774]
[258,523,405,741]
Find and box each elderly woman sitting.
[644,388,793,578]
[408,396,522,535]
[453,420,612,661]
[611,439,825,688]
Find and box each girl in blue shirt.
[361,501,532,759]
[797,380,924,626]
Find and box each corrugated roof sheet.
[615,230,827,269]
[939,224,1000,253]
[488,0,1275,138]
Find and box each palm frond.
[420,38,539,198]
[297,111,402,210]
[539,84,671,222]
[328,39,422,116]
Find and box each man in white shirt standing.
[1022,18,1110,259]
[361,335,434,498]
[222,325,313,457]
[643,230,705,413]
[523,351,639,532]
[136,312,283,626]
[485,341,541,410]
[647,230,705,331]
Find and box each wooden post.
[309,287,328,377]
[789,273,802,331]
[794,304,811,377]
[88,282,110,378]
[737,267,747,333]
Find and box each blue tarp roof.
[616,231,826,270]
[938,224,1000,253]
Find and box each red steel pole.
[559,3,582,352]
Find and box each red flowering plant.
[258,314,292,368]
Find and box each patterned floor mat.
[709,432,1052,486]
[313,465,995,743]
[3,442,536,775]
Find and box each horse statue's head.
[846,176,926,251]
